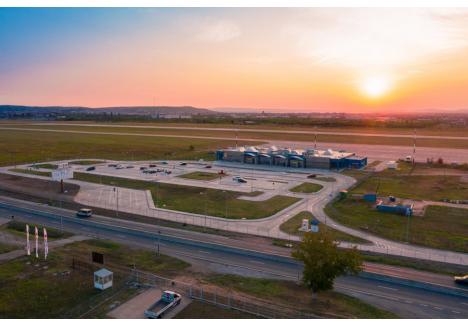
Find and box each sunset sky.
[1,8,468,113]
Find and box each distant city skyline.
[1,8,468,113]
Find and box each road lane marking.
[461,302,468,306]
[198,250,210,254]
[452,310,460,314]
[420,304,428,307]
[377,285,398,291]
[249,260,265,265]
[434,307,443,310]
[405,300,413,304]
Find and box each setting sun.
[360,76,392,99]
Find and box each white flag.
[43,228,48,259]
[34,226,38,258]
[26,224,30,256]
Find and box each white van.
[76,208,93,218]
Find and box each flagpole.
[35,226,38,258]
[26,224,30,256]
[44,228,48,259]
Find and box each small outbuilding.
[94,268,113,290]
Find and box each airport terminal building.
[215,146,367,170]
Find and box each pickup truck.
[144,291,181,319]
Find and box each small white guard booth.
[94,268,113,290]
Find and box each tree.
[292,231,362,294]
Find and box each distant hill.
[0,105,216,116]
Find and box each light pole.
[200,191,207,230]
[112,184,119,218]
[223,190,228,219]
[157,230,161,256]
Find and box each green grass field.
[326,199,468,252]
[178,171,221,181]
[0,239,190,318]
[290,182,323,193]
[74,172,300,219]
[206,274,397,318]
[9,168,51,177]
[3,123,467,149]
[279,211,369,243]
[0,129,256,167]
[0,242,20,254]
[68,160,106,165]
[349,162,468,201]
[29,163,58,169]
[175,300,258,319]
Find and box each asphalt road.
[1,204,467,318]
[25,123,468,140]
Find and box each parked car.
[140,166,147,170]
[232,176,247,183]
[454,275,468,286]
[126,165,134,169]
[149,164,157,168]
[86,166,96,171]
[161,161,168,165]
[76,208,93,218]
[205,165,212,169]
[115,164,124,169]
[108,164,117,167]
[179,162,187,166]
[307,174,317,178]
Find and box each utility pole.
[157,230,161,256]
[314,126,317,150]
[235,129,238,149]
[405,213,411,243]
[223,190,228,218]
[413,128,416,165]
[113,186,119,218]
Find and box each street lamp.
[111,183,119,218]
[200,191,207,230]
[157,230,161,256]
[223,190,228,219]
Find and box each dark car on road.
[86,166,96,171]
[454,275,468,286]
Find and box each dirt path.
[0,235,90,263]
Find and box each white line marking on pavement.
[249,260,265,265]
[452,310,460,314]
[377,285,398,291]
[405,300,413,304]
[198,250,210,254]
[461,302,468,306]
[420,304,428,307]
[434,307,443,310]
